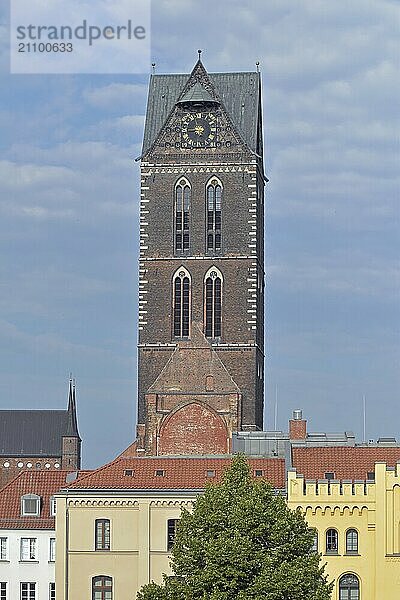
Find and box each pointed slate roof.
[0,381,80,457]
[177,81,216,104]
[148,323,240,395]
[142,59,261,155]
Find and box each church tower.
[136,55,265,455]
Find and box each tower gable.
[142,62,261,159]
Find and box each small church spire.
[68,375,73,412]
[256,61,260,73]
[197,49,202,61]
[151,62,156,74]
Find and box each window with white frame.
[20,538,37,561]
[0,582,6,600]
[49,538,55,562]
[49,583,55,600]
[20,582,36,600]
[0,538,7,560]
[50,497,57,516]
[21,494,40,517]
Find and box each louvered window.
[205,269,222,338]
[173,268,191,338]
[175,179,191,253]
[206,179,222,252]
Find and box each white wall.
[0,528,55,600]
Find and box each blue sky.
[0,0,399,468]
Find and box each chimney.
[289,409,307,440]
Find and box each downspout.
[65,501,69,600]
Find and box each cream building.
[54,456,285,599]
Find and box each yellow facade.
[287,462,400,599]
[55,493,194,600]
[55,462,400,599]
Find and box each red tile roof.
[0,470,86,529]
[65,456,286,491]
[292,446,400,480]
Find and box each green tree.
[137,455,333,600]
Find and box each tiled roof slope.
[65,457,286,491]
[0,470,85,529]
[292,446,400,480]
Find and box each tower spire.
[197,49,202,62]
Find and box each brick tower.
[136,55,265,455]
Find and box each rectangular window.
[50,497,57,516]
[0,582,6,600]
[167,519,178,551]
[0,538,7,560]
[49,583,55,600]
[49,538,55,562]
[20,582,36,600]
[20,538,37,561]
[95,519,110,551]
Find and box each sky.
[0,0,399,469]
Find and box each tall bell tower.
[136,55,265,455]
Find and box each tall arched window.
[326,528,338,554]
[92,576,112,600]
[206,178,222,252]
[339,574,360,600]
[345,529,358,554]
[175,178,191,253]
[95,519,110,550]
[204,267,222,338]
[173,267,191,338]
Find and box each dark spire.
[66,375,80,438]
[197,49,202,61]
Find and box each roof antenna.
[362,394,367,443]
[198,49,202,61]
[151,62,156,74]
[256,61,260,73]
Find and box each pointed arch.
[204,266,223,339]
[174,177,191,253]
[206,176,223,252]
[172,266,191,338]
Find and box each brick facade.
[136,59,265,454]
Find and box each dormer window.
[21,494,40,517]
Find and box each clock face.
[181,112,217,148]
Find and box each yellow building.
[288,462,400,600]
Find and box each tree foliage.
[137,455,333,600]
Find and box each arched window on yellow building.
[339,573,360,600]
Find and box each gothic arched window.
[339,573,360,600]
[173,267,191,338]
[175,178,191,253]
[204,267,222,338]
[206,178,222,252]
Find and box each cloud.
[83,82,147,111]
